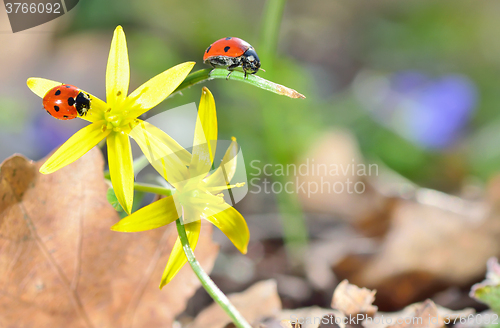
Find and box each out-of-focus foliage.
[3,0,500,193]
[3,0,500,318]
[471,258,500,315]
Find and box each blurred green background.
[3,0,500,311]
[2,0,500,190]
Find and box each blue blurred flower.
[355,70,478,149]
[29,112,82,159]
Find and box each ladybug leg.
[241,62,250,79]
[226,63,240,80]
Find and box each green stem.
[260,0,287,63]
[133,182,172,196]
[175,219,252,328]
[170,68,304,99]
[132,155,150,175]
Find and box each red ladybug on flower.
[42,84,91,120]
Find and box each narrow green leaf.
[171,68,305,99]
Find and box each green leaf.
[472,285,500,315]
[171,68,305,99]
[470,257,500,315]
[106,187,124,212]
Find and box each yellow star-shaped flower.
[27,26,195,214]
[111,87,249,288]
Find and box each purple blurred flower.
[28,111,82,159]
[357,70,478,149]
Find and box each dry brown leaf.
[275,302,472,328]
[279,309,362,328]
[386,300,442,328]
[363,299,474,328]
[273,281,474,328]
[269,279,474,328]
[341,193,500,308]
[189,280,282,328]
[316,314,364,328]
[331,280,377,316]
[281,319,303,328]
[297,131,500,308]
[0,149,219,328]
[279,306,338,328]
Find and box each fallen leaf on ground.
[280,319,302,328]
[296,131,500,308]
[385,300,442,328]
[363,299,474,328]
[331,279,377,317]
[317,313,364,328]
[0,149,219,328]
[188,280,282,328]
[333,186,500,308]
[278,307,339,328]
[270,282,473,328]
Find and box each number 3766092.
[5,2,61,14]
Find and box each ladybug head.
[75,92,91,116]
[241,47,261,74]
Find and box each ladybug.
[42,84,91,120]
[203,37,262,79]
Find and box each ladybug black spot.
[224,46,230,52]
[206,45,211,54]
[55,90,61,96]
[68,97,75,106]
[63,115,69,118]
[53,105,60,112]
[225,37,232,40]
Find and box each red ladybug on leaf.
[203,37,262,79]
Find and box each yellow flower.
[111,87,250,288]
[27,26,195,214]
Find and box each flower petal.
[27,77,107,123]
[180,193,209,224]
[205,137,239,187]
[130,120,191,164]
[82,95,108,123]
[111,196,179,232]
[106,26,129,107]
[40,121,109,174]
[205,206,249,254]
[190,87,217,178]
[27,77,62,98]
[129,120,189,184]
[159,220,201,288]
[128,62,195,118]
[107,131,134,214]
